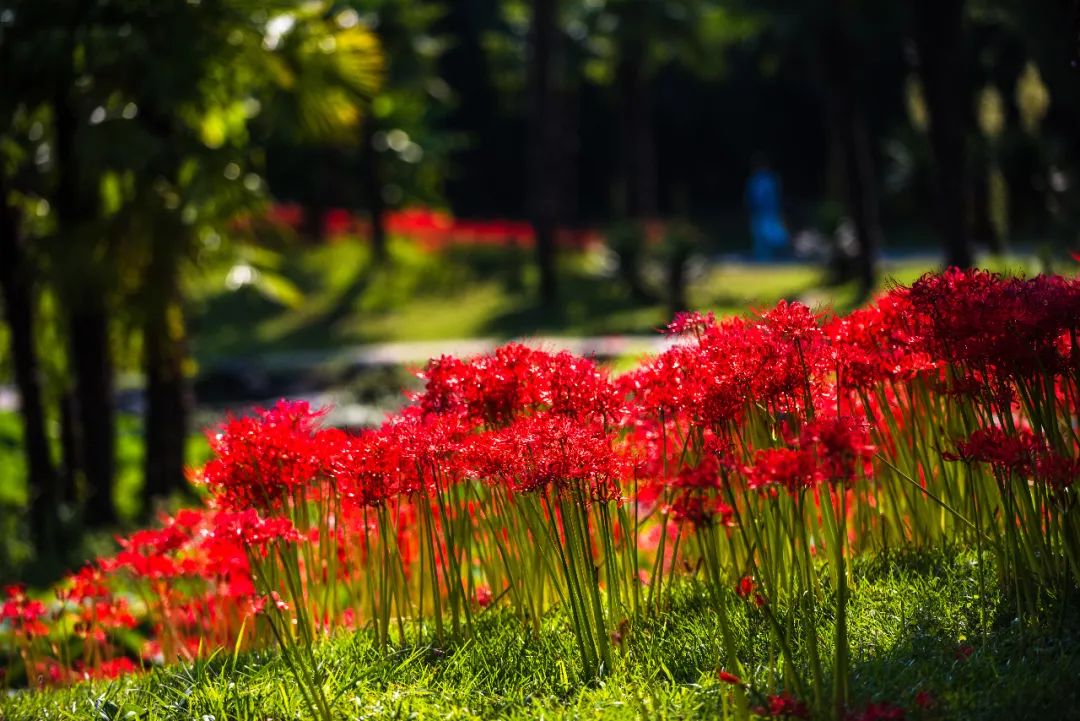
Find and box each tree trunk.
[971,166,1001,254]
[557,84,581,224]
[667,254,688,317]
[68,303,116,525]
[53,87,117,526]
[820,19,881,298]
[59,390,79,504]
[912,0,973,268]
[0,182,59,553]
[361,118,388,263]
[527,0,560,305]
[142,291,190,512]
[617,42,657,219]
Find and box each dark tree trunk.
[129,98,194,516]
[820,19,881,298]
[53,88,117,526]
[667,254,688,317]
[971,166,1002,254]
[527,0,560,305]
[970,136,1003,254]
[912,0,973,268]
[361,118,388,263]
[0,183,59,552]
[617,42,657,219]
[59,390,79,504]
[142,289,190,512]
[68,303,116,525]
[557,85,581,224]
[302,147,333,243]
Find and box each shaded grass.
[5,549,1079,720]
[187,237,952,363]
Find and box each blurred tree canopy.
[1,0,383,567]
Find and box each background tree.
[527,0,561,305]
[910,0,973,268]
[0,0,383,537]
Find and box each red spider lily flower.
[914,690,936,710]
[108,548,182,580]
[91,657,138,680]
[758,300,824,344]
[33,660,64,686]
[748,448,821,493]
[322,208,354,237]
[850,701,907,721]
[665,494,735,528]
[908,269,1080,379]
[800,416,876,484]
[943,427,1045,473]
[734,576,767,606]
[475,585,493,608]
[946,427,1079,493]
[64,566,111,603]
[610,618,631,645]
[469,413,629,501]
[329,424,416,507]
[199,400,332,510]
[717,669,742,685]
[250,591,290,616]
[2,585,50,638]
[1035,453,1080,492]
[211,510,302,550]
[754,692,810,719]
[825,292,938,390]
[266,203,304,230]
[954,643,974,661]
[748,416,875,493]
[643,308,827,424]
[666,310,716,338]
[72,595,138,643]
[418,343,622,426]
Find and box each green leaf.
[253,270,305,309]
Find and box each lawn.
[187,237,960,364]
[4,551,1078,721]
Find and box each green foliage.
[0,410,212,584]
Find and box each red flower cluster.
[469,414,628,501]
[418,343,622,426]
[755,691,811,719]
[908,269,1080,379]
[263,204,597,250]
[1,587,48,639]
[3,269,1078,701]
[199,401,332,509]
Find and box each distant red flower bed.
[265,203,598,250]
[4,269,1079,719]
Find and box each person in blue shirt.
[745,154,789,261]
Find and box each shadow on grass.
[483,272,666,339]
[840,547,1080,720]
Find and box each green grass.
[188,237,964,364]
[4,550,1079,720]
